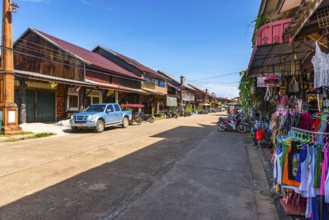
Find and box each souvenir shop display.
[271,107,329,219]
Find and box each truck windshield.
[85,105,106,112]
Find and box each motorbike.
[165,111,178,119]
[216,115,246,133]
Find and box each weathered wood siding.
[56,84,66,120]
[14,31,84,81]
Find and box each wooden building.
[13,28,143,123]
[93,46,168,115]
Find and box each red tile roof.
[97,46,168,80]
[28,28,140,80]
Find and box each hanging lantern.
[290,54,297,75]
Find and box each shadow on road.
[0,123,215,220]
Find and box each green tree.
[238,70,256,114]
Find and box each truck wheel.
[122,117,129,128]
[148,116,155,123]
[95,120,105,133]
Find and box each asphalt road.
[0,113,277,220]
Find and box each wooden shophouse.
[13,28,143,123]
[157,71,197,113]
[93,46,168,115]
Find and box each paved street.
[0,113,277,220]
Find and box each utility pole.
[0,0,22,134]
[180,75,184,115]
[205,89,208,102]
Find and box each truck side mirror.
[106,109,111,113]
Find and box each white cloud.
[80,0,95,6]
[22,0,50,3]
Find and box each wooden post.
[180,75,184,114]
[18,78,26,123]
[0,0,22,134]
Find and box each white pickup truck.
[69,103,132,133]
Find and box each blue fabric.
[311,196,328,220]
[296,147,307,182]
[312,196,319,220]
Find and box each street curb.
[250,138,294,220]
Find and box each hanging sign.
[257,73,282,87]
[166,96,177,106]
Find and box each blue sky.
[11,0,260,98]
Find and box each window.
[93,97,100,104]
[86,89,102,105]
[106,105,114,112]
[114,104,120,112]
[68,94,79,111]
[158,80,166,88]
[86,104,106,112]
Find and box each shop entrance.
[15,90,56,123]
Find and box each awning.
[121,104,144,108]
[247,39,314,77]
[86,79,150,95]
[14,70,95,87]
[168,82,181,92]
[141,88,166,96]
[247,18,314,77]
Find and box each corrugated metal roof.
[85,79,149,95]
[28,28,141,80]
[14,70,95,87]
[158,71,195,91]
[96,46,168,80]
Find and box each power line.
[3,43,238,93]
[188,71,240,82]
[2,46,143,83]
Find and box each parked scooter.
[165,111,178,119]
[216,115,246,133]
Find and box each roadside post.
[0,111,2,134]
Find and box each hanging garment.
[313,146,323,190]
[320,145,329,195]
[299,146,311,195]
[306,146,319,198]
[274,144,284,185]
[325,159,329,202]
[311,42,329,89]
[282,141,301,188]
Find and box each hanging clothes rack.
[290,127,329,220]
[291,127,329,135]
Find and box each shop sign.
[257,73,282,87]
[166,96,177,107]
[183,91,195,101]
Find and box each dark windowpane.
[69,95,78,108]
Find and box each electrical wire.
[1,46,143,83]
[3,39,238,92]
[14,40,85,66]
[14,44,84,67]
[188,71,240,82]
